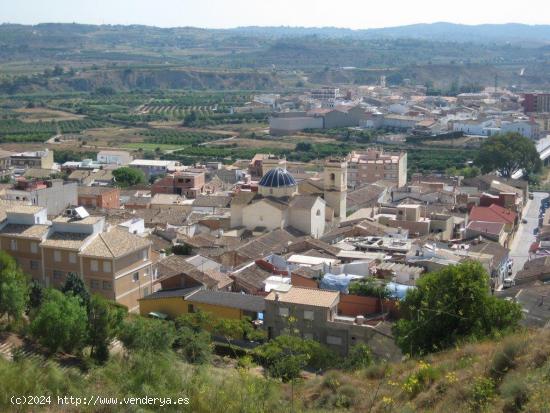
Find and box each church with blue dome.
[230,159,347,239]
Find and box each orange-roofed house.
[469,204,517,233]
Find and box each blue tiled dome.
[258,167,296,188]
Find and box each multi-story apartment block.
[10,149,54,171]
[523,93,550,114]
[151,171,205,199]
[5,179,77,216]
[0,205,153,313]
[347,149,407,189]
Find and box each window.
[30,242,38,254]
[102,281,112,290]
[30,260,39,270]
[133,272,139,282]
[188,304,194,313]
[143,287,149,297]
[304,310,314,321]
[279,307,289,317]
[103,261,111,273]
[69,253,77,264]
[10,239,17,251]
[53,270,63,280]
[90,279,100,289]
[141,250,148,261]
[90,260,99,272]
[53,250,61,262]
[316,209,321,216]
[326,335,343,346]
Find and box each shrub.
[119,317,176,353]
[501,374,529,413]
[489,338,523,380]
[343,343,372,371]
[364,362,388,380]
[468,376,495,412]
[402,361,439,398]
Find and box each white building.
[97,150,133,166]
[128,159,181,179]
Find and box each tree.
[393,261,522,356]
[62,273,90,309]
[31,289,88,353]
[296,142,313,152]
[476,132,541,178]
[175,310,213,333]
[0,251,28,322]
[174,326,212,364]
[28,280,44,312]
[255,335,337,380]
[87,296,126,362]
[119,317,176,353]
[343,344,372,371]
[112,167,146,188]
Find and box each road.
[509,192,545,276]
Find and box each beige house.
[0,206,153,313]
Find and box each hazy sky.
[2,0,550,28]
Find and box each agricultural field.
[0,118,105,143]
[13,107,84,122]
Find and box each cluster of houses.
[266,84,547,141]
[0,140,543,357]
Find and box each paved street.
[509,192,546,276]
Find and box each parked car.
[503,277,516,289]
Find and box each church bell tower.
[323,158,347,221]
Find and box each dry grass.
[294,329,550,412]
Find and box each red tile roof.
[469,204,516,225]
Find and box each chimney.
[355,315,365,325]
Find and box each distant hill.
[233,22,550,44]
[1,22,550,93]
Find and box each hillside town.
[1,82,549,358]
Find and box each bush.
[489,338,523,380]
[402,361,439,398]
[174,326,212,364]
[119,317,176,353]
[343,344,372,371]
[501,374,529,413]
[364,362,389,380]
[348,277,390,299]
[469,376,495,412]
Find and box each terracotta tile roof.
[193,195,232,208]
[231,262,273,291]
[0,224,49,240]
[289,195,321,210]
[265,286,339,308]
[41,232,91,250]
[235,229,298,260]
[81,228,151,258]
[469,204,516,225]
[466,220,505,236]
[78,186,118,196]
[157,254,231,289]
